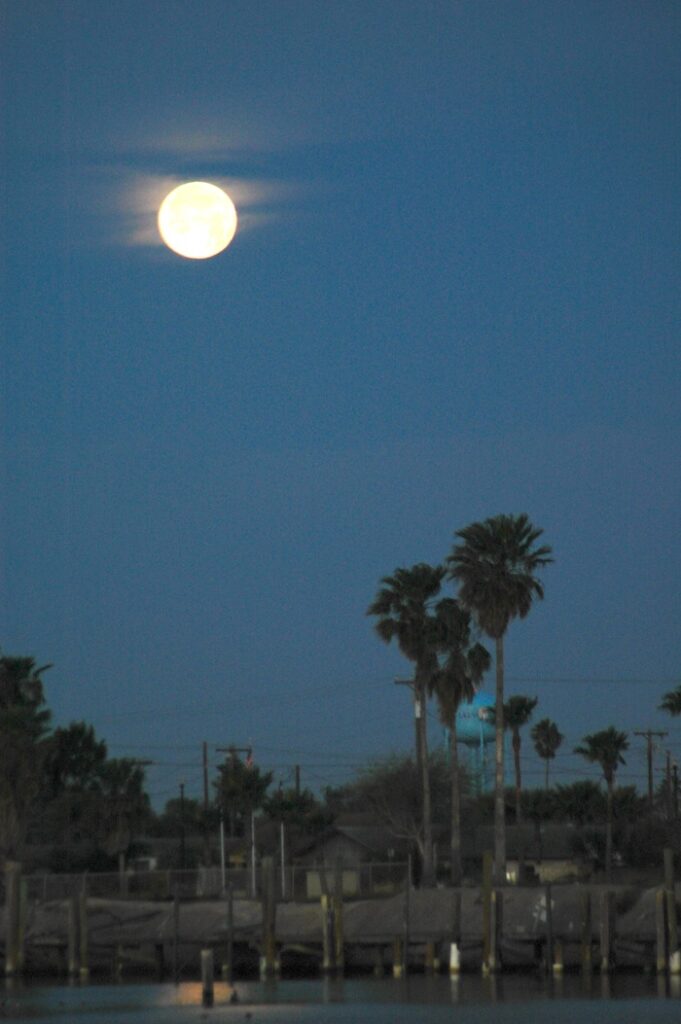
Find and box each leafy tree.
[531,718,564,789]
[503,695,538,823]
[0,653,52,860]
[367,563,445,886]
[152,795,206,838]
[659,685,681,717]
[431,598,490,884]
[350,753,450,874]
[263,786,332,835]
[37,721,109,865]
[574,727,629,880]
[554,780,605,826]
[214,754,273,836]
[447,514,552,883]
[97,759,151,872]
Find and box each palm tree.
[531,717,564,789]
[659,685,681,717]
[503,695,538,823]
[0,653,52,860]
[367,563,445,886]
[574,727,629,881]
[431,598,490,885]
[446,514,552,884]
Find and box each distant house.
[471,824,597,883]
[290,817,412,898]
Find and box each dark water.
[3,974,681,1023]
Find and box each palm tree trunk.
[416,680,434,886]
[449,725,462,886]
[513,731,522,823]
[605,776,613,882]
[494,635,506,884]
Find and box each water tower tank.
[455,690,496,746]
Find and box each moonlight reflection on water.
[4,975,681,1023]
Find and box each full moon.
[157,181,238,259]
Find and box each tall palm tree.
[446,514,552,883]
[431,598,490,885]
[574,727,628,881]
[659,685,681,717]
[531,717,564,789]
[503,695,538,823]
[367,563,445,886]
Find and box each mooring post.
[545,884,554,975]
[333,858,345,976]
[172,892,180,983]
[201,948,214,1007]
[320,893,334,974]
[392,936,403,979]
[664,848,680,972]
[4,862,22,977]
[449,888,462,975]
[402,854,411,976]
[580,888,592,974]
[222,882,234,982]
[481,850,493,972]
[599,889,613,973]
[67,895,79,977]
[260,856,278,977]
[79,884,89,979]
[17,877,28,973]
[487,889,500,973]
[656,888,668,974]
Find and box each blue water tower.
[453,690,496,793]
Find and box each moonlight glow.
[157,181,237,259]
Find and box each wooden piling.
[487,889,500,973]
[17,878,28,973]
[657,888,668,973]
[201,948,214,1007]
[320,893,334,974]
[545,884,554,975]
[449,889,461,976]
[403,859,411,976]
[172,893,180,983]
[580,888,592,974]
[425,941,436,973]
[260,856,278,977]
[79,886,89,979]
[67,896,79,977]
[222,883,234,982]
[4,862,22,977]
[392,936,404,979]
[373,945,385,977]
[333,859,344,975]
[481,851,493,972]
[664,848,679,967]
[599,890,614,973]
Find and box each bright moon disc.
[158,181,237,259]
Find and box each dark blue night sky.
[2,1,680,807]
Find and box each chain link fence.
[19,861,410,903]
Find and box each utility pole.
[202,742,210,866]
[634,730,667,811]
